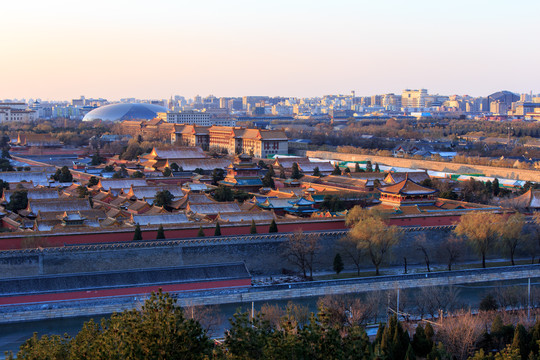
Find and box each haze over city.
[2,0,539,100]
[2,1,540,359]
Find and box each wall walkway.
[1,264,538,324]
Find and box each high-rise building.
[381,94,401,110]
[370,95,382,106]
[401,89,428,109]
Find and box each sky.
[1,0,539,101]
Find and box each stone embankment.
[0,264,538,324]
[304,150,540,182]
[0,227,453,278]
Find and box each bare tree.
[347,208,403,275]
[416,286,463,319]
[524,228,540,264]
[496,213,525,265]
[339,234,364,275]
[454,212,500,268]
[285,301,310,328]
[183,303,223,337]
[282,231,320,279]
[365,291,383,323]
[494,284,527,310]
[436,236,464,271]
[436,310,485,360]
[317,294,378,328]
[260,303,285,328]
[415,233,432,272]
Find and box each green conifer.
[333,253,344,274]
[156,224,165,239]
[269,219,278,233]
[133,223,142,241]
[197,226,205,237]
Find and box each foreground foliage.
[10,291,540,360]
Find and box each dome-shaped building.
[82,103,168,122]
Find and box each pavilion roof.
[378,175,437,195]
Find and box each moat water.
[1,278,539,358]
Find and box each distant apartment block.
[381,94,402,110]
[157,110,211,125]
[157,110,236,126]
[169,125,288,157]
[401,89,428,109]
[208,126,288,157]
[510,101,540,116]
[171,125,210,149]
[0,103,37,122]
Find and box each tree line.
[280,209,540,280]
[11,289,540,360]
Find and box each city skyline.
[2,0,539,100]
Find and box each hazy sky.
[1,0,538,101]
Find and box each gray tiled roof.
[188,202,241,215]
[99,179,147,191]
[3,188,59,203]
[0,171,53,186]
[217,211,275,222]
[28,198,92,213]
[131,212,190,226]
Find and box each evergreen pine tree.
[313,166,322,177]
[485,180,493,195]
[344,167,350,174]
[162,167,172,177]
[493,178,500,196]
[133,223,142,241]
[354,163,361,172]
[511,324,530,359]
[250,220,257,234]
[262,171,275,188]
[424,322,434,346]
[331,164,341,175]
[412,324,432,357]
[491,315,504,335]
[214,223,221,236]
[405,344,416,360]
[156,224,165,239]
[529,319,540,355]
[291,162,302,179]
[197,226,205,237]
[366,161,373,172]
[374,322,385,345]
[269,219,278,233]
[374,163,380,172]
[333,253,344,274]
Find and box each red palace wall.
[0,278,251,306]
[0,214,462,250]
[0,220,347,250]
[387,215,461,227]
